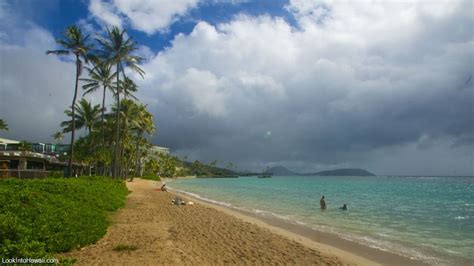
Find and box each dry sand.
[63,178,376,265]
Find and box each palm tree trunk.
[68,55,80,177]
[113,63,120,178]
[88,126,95,176]
[101,85,106,146]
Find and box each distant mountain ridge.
[267,166,375,176]
[266,166,300,176]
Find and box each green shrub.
[112,244,138,252]
[47,171,63,178]
[0,177,128,258]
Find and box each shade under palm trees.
[96,26,144,178]
[47,25,94,177]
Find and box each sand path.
[65,178,347,265]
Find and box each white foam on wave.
[454,216,469,220]
[335,233,447,265]
[252,209,307,226]
[375,232,395,238]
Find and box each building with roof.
[150,145,171,155]
[0,138,80,179]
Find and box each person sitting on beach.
[160,183,167,192]
[340,204,347,211]
[320,196,326,210]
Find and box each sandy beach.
[63,178,378,265]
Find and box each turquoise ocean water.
[168,176,474,265]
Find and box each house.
[0,138,80,179]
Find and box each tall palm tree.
[81,62,117,144]
[0,119,8,131]
[113,99,137,179]
[96,26,144,178]
[47,25,94,177]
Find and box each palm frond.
[46,50,70,55]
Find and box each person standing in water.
[320,196,326,210]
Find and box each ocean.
[168,175,474,265]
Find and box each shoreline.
[64,178,348,265]
[164,179,428,266]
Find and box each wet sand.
[63,178,376,265]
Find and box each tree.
[52,131,64,143]
[18,141,32,152]
[118,77,138,100]
[156,154,177,177]
[129,103,155,181]
[97,26,144,178]
[61,99,101,136]
[81,62,117,144]
[0,119,8,131]
[47,25,94,177]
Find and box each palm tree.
[81,62,117,143]
[130,103,155,180]
[47,25,94,177]
[18,141,32,152]
[61,99,101,176]
[61,99,101,136]
[96,26,144,178]
[117,77,138,100]
[0,119,8,131]
[52,131,64,143]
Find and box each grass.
[112,244,138,252]
[0,176,128,259]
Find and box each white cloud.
[0,29,77,141]
[135,1,473,174]
[88,0,123,28]
[88,0,199,34]
[1,0,473,174]
[0,2,107,142]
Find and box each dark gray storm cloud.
[135,2,473,175]
[1,0,473,175]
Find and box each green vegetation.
[0,118,8,131]
[112,244,138,252]
[46,24,155,181]
[47,25,95,177]
[184,160,237,177]
[0,177,128,258]
[97,26,145,179]
[141,154,237,178]
[18,140,32,151]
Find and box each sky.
[0,0,473,176]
